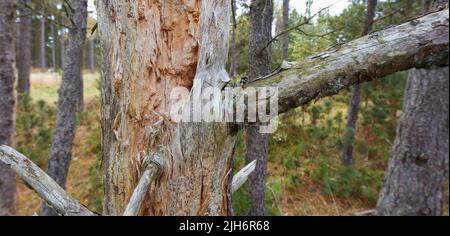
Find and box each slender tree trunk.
[282,0,290,61]
[0,0,17,216]
[39,16,46,71]
[17,0,32,97]
[77,55,84,113]
[51,21,57,71]
[88,39,95,73]
[60,29,65,70]
[342,0,378,166]
[376,0,449,216]
[40,0,88,216]
[245,0,273,216]
[229,0,238,77]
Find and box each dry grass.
[29,71,100,105]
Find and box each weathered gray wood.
[0,145,96,216]
[232,160,257,194]
[123,154,162,216]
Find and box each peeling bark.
[0,0,17,216]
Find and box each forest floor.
[15,72,449,216]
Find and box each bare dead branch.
[0,145,97,216]
[123,154,163,216]
[231,160,257,194]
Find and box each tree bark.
[228,0,238,77]
[245,0,273,216]
[376,66,449,216]
[39,16,46,71]
[95,0,448,216]
[40,0,88,216]
[342,0,378,166]
[88,38,95,73]
[17,0,32,97]
[282,0,290,61]
[0,0,17,216]
[60,29,65,70]
[51,21,57,71]
[376,0,449,216]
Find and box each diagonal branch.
[231,160,257,194]
[123,154,163,216]
[248,9,449,115]
[0,145,97,216]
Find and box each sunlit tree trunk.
[40,0,88,216]
[0,0,17,216]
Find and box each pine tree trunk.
[60,29,65,70]
[245,0,273,216]
[376,0,449,216]
[40,0,88,216]
[0,0,17,216]
[342,0,377,166]
[51,21,57,71]
[282,0,289,61]
[229,0,238,77]
[376,66,449,215]
[39,17,46,71]
[88,39,95,73]
[17,0,32,97]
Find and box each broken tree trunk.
[95,0,449,216]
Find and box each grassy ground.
[29,70,100,105]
